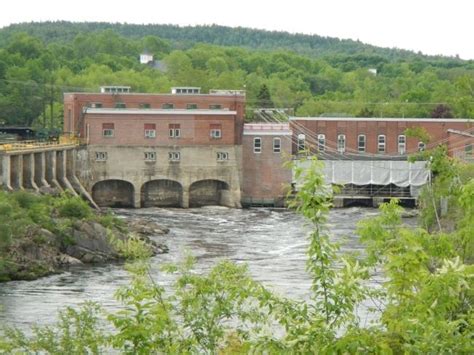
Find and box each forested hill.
[0,21,462,62]
[0,21,473,129]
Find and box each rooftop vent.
[100,86,131,94]
[171,87,201,95]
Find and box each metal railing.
[0,135,79,153]
[338,184,412,198]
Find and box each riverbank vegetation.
[0,191,163,281]
[0,22,473,130]
[1,154,472,353]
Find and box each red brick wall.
[242,133,292,203]
[85,114,236,146]
[448,131,474,161]
[64,92,245,144]
[291,118,473,156]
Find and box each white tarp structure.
[295,160,429,195]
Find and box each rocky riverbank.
[2,216,169,281]
[0,190,171,282]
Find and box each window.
[398,135,406,155]
[297,134,306,152]
[102,123,114,137]
[139,103,151,109]
[169,124,181,138]
[465,144,473,157]
[95,152,107,161]
[273,137,281,153]
[337,134,346,153]
[254,137,262,153]
[89,102,102,108]
[210,124,222,139]
[418,141,426,152]
[186,103,198,110]
[144,123,156,138]
[162,103,174,109]
[357,134,366,153]
[168,151,180,161]
[144,152,156,161]
[115,102,126,109]
[217,152,229,161]
[209,104,222,110]
[317,134,326,152]
[377,135,386,153]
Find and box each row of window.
[95,151,229,162]
[296,134,426,154]
[102,123,222,139]
[89,102,223,110]
[253,137,282,153]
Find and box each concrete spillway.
[0,142,98,209]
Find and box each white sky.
[1,0,473,59]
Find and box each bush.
[55,194,93,220]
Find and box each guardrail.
[0,135,79,153]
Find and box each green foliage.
[109,233,153,260]
[54,192,93,219]
[0,302,106,354]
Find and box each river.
[0,207,385,330]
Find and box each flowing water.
[0,207,387,330]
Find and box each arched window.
[358,134,366,153]
[317,134,326,151]
[378,135,386,153]
[398,135,406,154]
[297,134,306,152]
[418,141,426,152]
[337,134,346,153]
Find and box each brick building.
[290,117,473,158]
[65,87,246,208]
[241,123,292,206]
[64,87,472,208]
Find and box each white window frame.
[317,134,325,152]
[210,129,222,139]
[144,129,156,138]
[297,134,306,152]
[169,128,181,138]
[337,134,346,153]
[418,141,426,152]
[398,135,406,155]
[95,152,108,161]
[217,152,229,161]
[254,137,262,153]
[377,134,386,154]
[273,137,281,153]
[102,129,114,137]
[168,152,181,161]
[144,152,156,161]
[357,134,366,153]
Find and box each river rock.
[128,218,170,236]
[38,186,61,197]
[65,220,120,263]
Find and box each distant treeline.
[0,21,473,128]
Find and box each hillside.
[0,21,473,128]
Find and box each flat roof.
[84,108,237,116]
[243,123,292,136]
[290,116,473,123]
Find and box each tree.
[431,104,453,118]
[256,84,273,108]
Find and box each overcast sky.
[1,0,473,59]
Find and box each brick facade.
[290,117,473,157]
[241,123,293,206]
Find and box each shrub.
[55,194,93,220]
